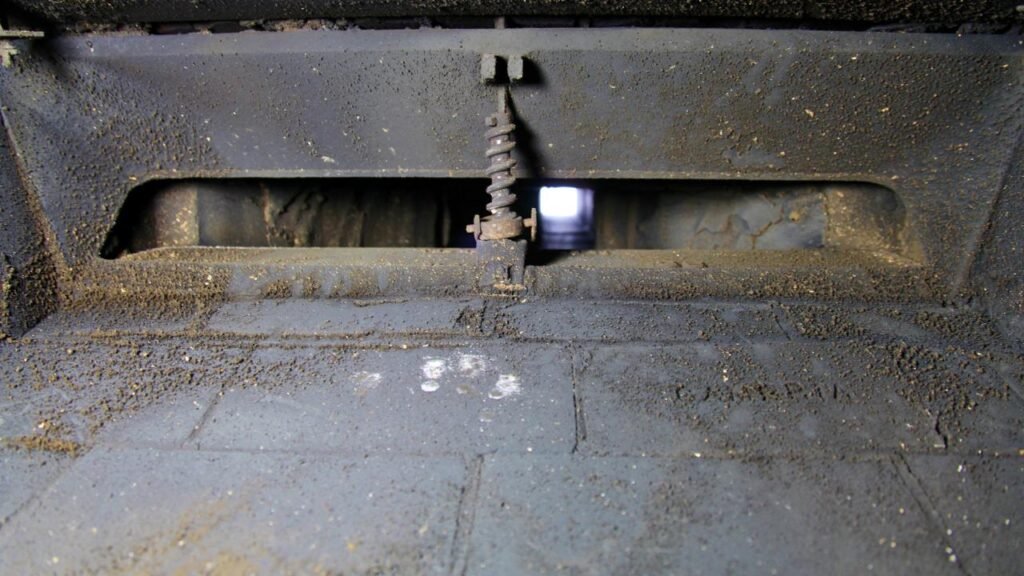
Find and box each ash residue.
[3,434,84,457]
[867,341,1011,444]
[576,300,1021,457]
[0,338,254,451]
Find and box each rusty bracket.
[476,238,529,291]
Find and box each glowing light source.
[539,186,584,220]
[535,185,594,250]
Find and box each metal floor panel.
[1,297,1021,574]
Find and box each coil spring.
[484,110,517,221]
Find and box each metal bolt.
[466,214,482,240]
[524,207,538,242]
[480,54,498,84]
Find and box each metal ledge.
[64,247,933,306]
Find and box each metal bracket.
[476,238,529,291]
[480,54,525,85]
[0,24,43,68]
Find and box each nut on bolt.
[466,214,526,241]
[467,208,537,242]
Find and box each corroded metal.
[466,81,536,290]
[467,89,530,242]
[476,237,528,290]
[469,54,536,244]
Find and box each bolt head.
[523,208,539,242]
[466,214,482,240]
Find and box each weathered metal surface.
[0,28,1019,289]
[0,112,58,338]
[0,19,1020,576]
[9,0,1023,25]
[0,25,44,68]
[475,238,528,289]
[0,28,1019,307]
[973,131,1024,346]
[62,247,931,307]
[0,296,1021,572]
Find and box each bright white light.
[539,186,583,219]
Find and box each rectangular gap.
[102,178,907,259]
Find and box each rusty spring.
[483,107,518,222]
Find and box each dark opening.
[102,178,905,258]
[102,179,490,258]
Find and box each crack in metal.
[450,455,484,576]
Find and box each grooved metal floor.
[1,298,1021,574]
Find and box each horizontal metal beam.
[69,246,936,304]
[10,0,1023,25]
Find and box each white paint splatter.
[420,381,440,393]
[488,374,521,400]
[351,371,382,397]
[457,353,488,377]
[352,371,382,388]
[421,358,447,380]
